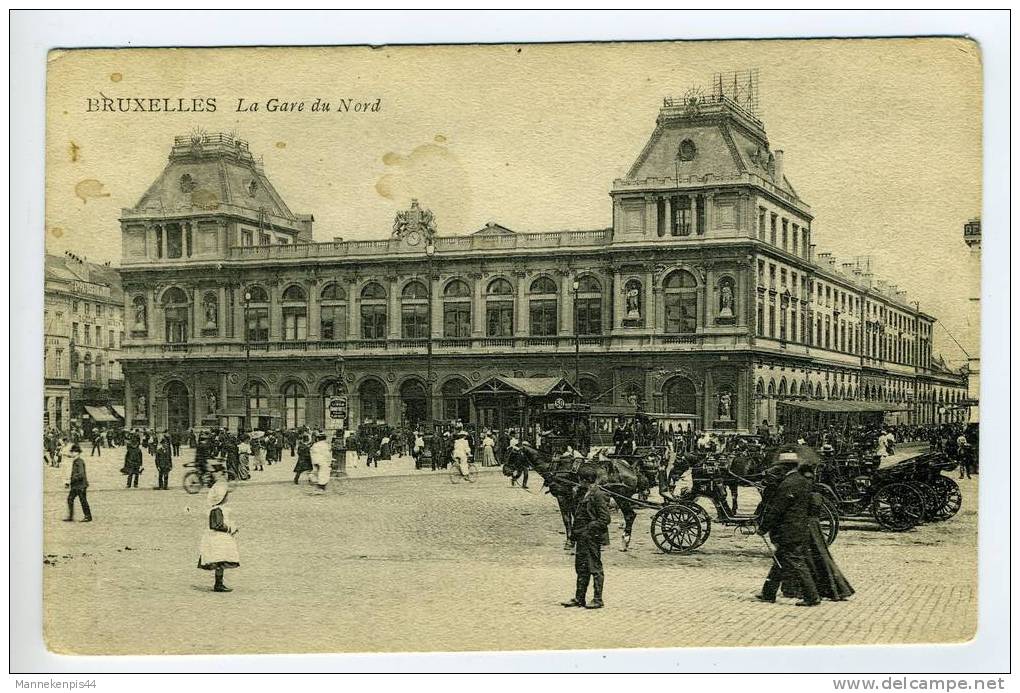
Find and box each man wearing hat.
[122,435,143,489]
[561,467,610,609]
[64,443,92,522]
[755,450,820,607]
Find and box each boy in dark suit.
[561,467,611,609]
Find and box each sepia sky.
[45,39,982,364]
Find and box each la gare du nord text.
[85,94,382,114]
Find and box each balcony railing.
[132,331,726,358]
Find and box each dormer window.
[678,139,697,162]
[179,173,196,193]
[247,179,258,196]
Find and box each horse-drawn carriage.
[813,450,962,531]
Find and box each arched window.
[131,295,148,334]
[360,283,387,340]
[529,276,558,336]
[282,382,306,428]
[401,281,429,339]
[664,377,697,415]
[244,286,269,343]
[575,276,603,335]
[320,283,347,341]
[767,380,776,398]
[359,379,386,423]
[441,378,470,422]
[247,381,268,410]
[443,279,472,338]
[778,379,788,398]
[664,270,698,334]
[815,383,824,399]
[162,287,189,344]
[281,285,307,341]
[755,378,765,398]
[95,356,104,383]
[799,381,809,398]
[486,278,514,337]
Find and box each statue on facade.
[625,281,641,320]
[133,300,147,332]
[136,394,147,418]
[719,281,734,318]
[206,390,218,415]
[203,295,218,330]
[718,391,732,421]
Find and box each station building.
[117,90,968,434]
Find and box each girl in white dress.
[197,480,240,592]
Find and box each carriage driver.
[561,467,611,610]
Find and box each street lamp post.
[572,278,581,392]
[425,242,436,426]
[243,290,251,433]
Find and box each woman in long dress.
[481,430,497,467]
[198,480,240,593]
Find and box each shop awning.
[84,405,118,422]
[111,405,125,419]
[778,400,909,413]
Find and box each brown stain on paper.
[74,179,110,204]
[69,141,80,163]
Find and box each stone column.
[148,377,157,429]
[124,377,134,427]
[703,369,714,429]
[349,280,361,339]
[644,195,658,236]
[471,274,484,338]
[146,289,157,343]
[663,198,672,236]
[514,272,529,336]
[430,274,442,338]
[191,374,201,425]
[559,271,573,337]
[307,282,321,341]
[191,288,201,340]
[642,270,654,329]
[652,284,664,332]
[232,286,245,341]
[269,284,282,341]
[387,276,401,339]
[705,192,715,234]
[611,271,624,331]
[218,286,227,338]
[219,374,228,421]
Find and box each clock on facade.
[406,231,422,246]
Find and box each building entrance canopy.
[83,405,119,423]
[779,400,909,413]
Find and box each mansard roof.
[127,134,296,221]
[622,96,800,201]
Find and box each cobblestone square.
[42,443,977,655]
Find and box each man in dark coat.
[561,467,611,609]
[756,452,820,606]
[64,444,92,522]
[123,437,143,488]
[293,433,313,484]
[155,438,173,490]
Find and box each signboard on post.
[325,396,348,431]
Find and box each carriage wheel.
[687,503,712,549]
[871,482,924,531]
[650,504,704,554]
[818,499,840,546]
[909,481,940,522]
[182,471,203,495]
[930,476,963,521]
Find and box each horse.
[502,443,652,551]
